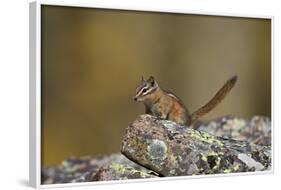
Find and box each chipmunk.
[133,75,237,126]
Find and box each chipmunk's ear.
[141,76,145,82]
[148,76,158,87]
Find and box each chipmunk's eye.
[142,88,148,93]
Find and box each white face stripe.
[136,85,148,97]
[135,77,158,98]
[143,86,156,95]
[135,84,157,98]
[135,89,143,98]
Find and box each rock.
[193,116,271,146]
[42,115,271,184]
[121,115,271,177]
[92,162,158,181]
[42,153,157,184]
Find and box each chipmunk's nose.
[133,96,138,101]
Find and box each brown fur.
[190,75,238,124]
[134,75,237,126]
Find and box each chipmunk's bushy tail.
[190,75,238,124]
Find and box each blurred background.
[41,5,271,166]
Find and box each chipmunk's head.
[133,76,159,102]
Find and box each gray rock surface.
[42,114,271,184]
[92,162,158,181]
[42,153,157,184]
[193,116,271,146]
[121,115,271,177]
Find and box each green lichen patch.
[94,162,157,181]
[147,139,168,161]
[146,139,169,171]
[110,162,126,174]
[200,153,208,162]
[233,164,240,171]
[187,129,224,147]
[200,151,223,171]
[223,169,232,173]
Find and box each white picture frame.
[29,1,274,188]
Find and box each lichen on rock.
[42,153,158,184]
[146,139,168,168]
[42,114,271,184]
[93,162,158,181]
[121,114,271,177]
[193,116,271,146]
